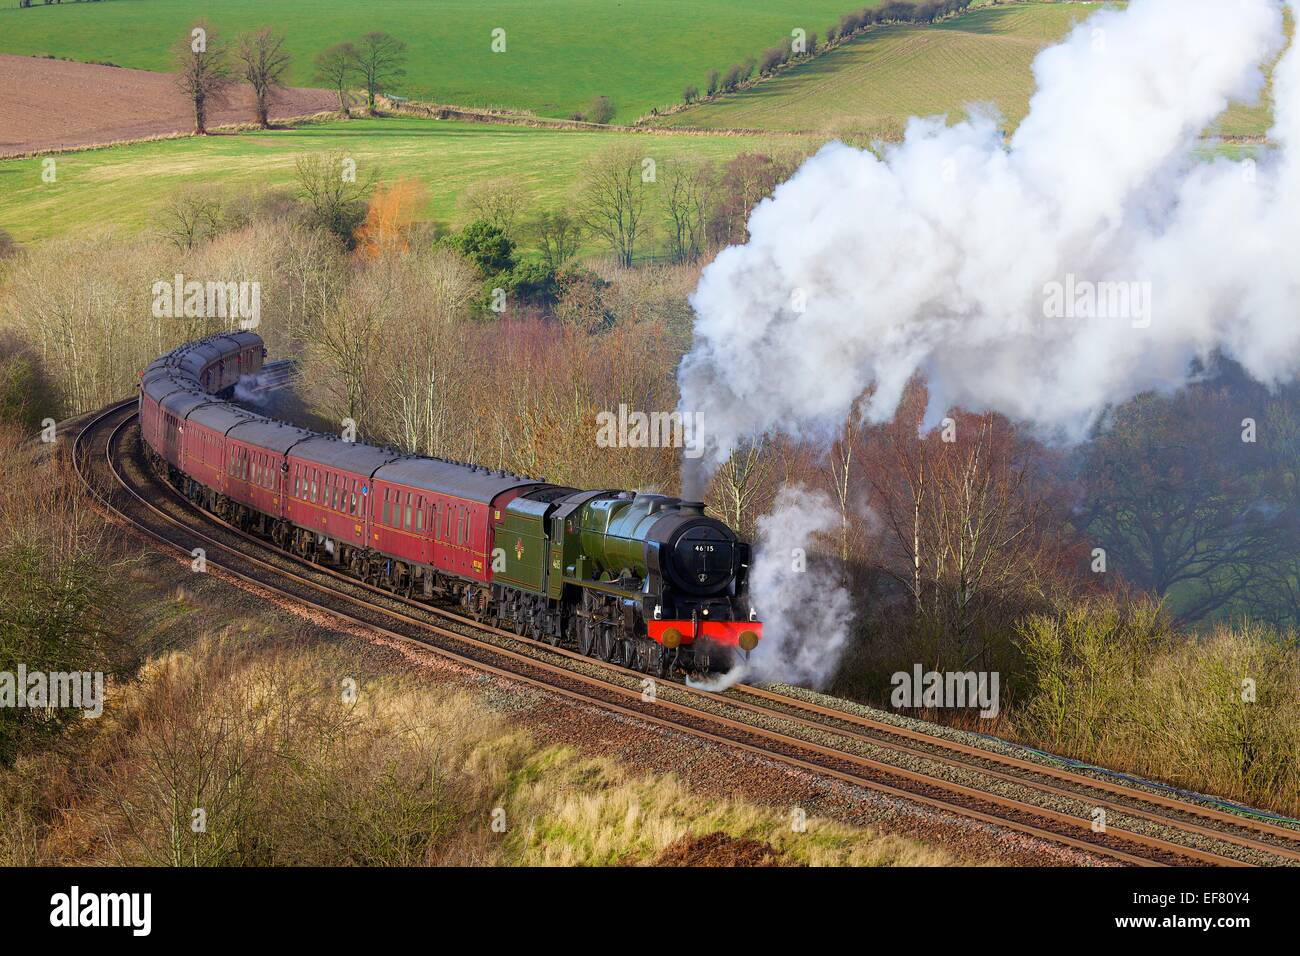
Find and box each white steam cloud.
[680,0,1300,689]
[681,0,1300,486]
[745,486,855,688]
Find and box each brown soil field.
[0,54,338,156]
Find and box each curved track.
[75,399,1300,868]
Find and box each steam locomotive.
[138,332,762,674]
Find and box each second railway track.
[74,398,1300,868]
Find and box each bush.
[759,47,786,75]
[1013,598,1300,815]
[449,219,516,277]
[499,260,557,306]
[0,335,57,432]
[586,95,615,125]
[682,84,699,105]
[0,426,126,766]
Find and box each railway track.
[74,398,1300,868]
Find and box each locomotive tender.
[139,333,762,674]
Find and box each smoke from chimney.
[679,0,1300,686]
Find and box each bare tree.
[661,157,715,263]
[234,27,291,129]
[578,146,649,268]
[457,176,529,237]
[314,42,357,117]
[530,211,582,271]
[828,413,860,568]
[709,437,774,541]
[294,150,377,245]
[350,32,407,115]
[159,188,224,250]
[173,21,234,135]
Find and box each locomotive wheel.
[596,627,618,663]
[622,639,641,672]
[578,618,596,657]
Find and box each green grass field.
[657,2,1274,140]
[0,0,881,123]
[0,117,804,242]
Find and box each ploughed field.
[0,54,335,157]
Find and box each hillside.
[657,2,1275,140]
[0,0,883,124]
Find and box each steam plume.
[679,0,1300,688]
[681,0,1298,488]
[744,486,855,688]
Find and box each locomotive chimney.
[676,500,706,515]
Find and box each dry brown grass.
[1013,600,1300,817]
[0,631,953,867]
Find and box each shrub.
[1013,598,1300,815]
[498,260,558,307]
[586,95,615,125]
[449,219,516,277]
[0,334,57,432]
[759,47,786,75]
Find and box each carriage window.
[404,492,412,529]
[416,498,424,531]
[382,491,391,526]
